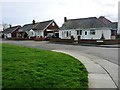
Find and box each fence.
[50,37,120,45]
[34,37,45,41]
[6,38,29,40]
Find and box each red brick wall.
[50,38,74,43]
[44,21,59,36]
[78,39,120,44]
[103,40,120,44]
[11,29,19,37]
[78,39,96,44]
[35,37,45,41]
[47,21,59,32]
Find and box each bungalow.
[20,20,59,39]
[0,24,3,38]
[0,31,2,38]
[98,16,117,39]
[59,16,117,40]
[2,25,22,39]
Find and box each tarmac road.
[2,39,119,66]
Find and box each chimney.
[99,16,105,19]
[9,24,12,28]
[64,17,67,22]
[32,19,35,24]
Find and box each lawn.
[2,43,88,88]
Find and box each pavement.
[52,50,118,89]
[50,42,120,48]
[1,39,119,89]
[98,44,120,48]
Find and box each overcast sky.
[1,0,119,27]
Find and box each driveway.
[1,39,119,88]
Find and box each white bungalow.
[59,17,117,40]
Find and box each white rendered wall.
[59,29,76,39]
[35,31,43,37]
[6,33,11,38]
[81,30,111,39]
[59,29,111,40]
[28,29,35,37]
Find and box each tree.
[2,22,10,30]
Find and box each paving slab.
[89,74,117,88]
[79,53,119,88]
[84,63,107,74]
[71,51,119,88]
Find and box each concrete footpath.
[98,44,120,48]
[52,49,119,89]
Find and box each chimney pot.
[99,16,105,18]
[32,19,35,24]
[64,17,67,22]
[9,24,12,28]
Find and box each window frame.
[90,30,95,35]
[52,23,55,26]
[69,31,71,36]
[85,31,87,35]
[77,30,82,35]
[66,31,69,37]
[80,30,82,35]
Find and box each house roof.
[112,22,118,29]
[33,20,53,30]
[61,17,108,30]
[3,25,21,34]
[98,16,117,29]
[21,20,53,31]
[20,23,38,32]
[98,16,112,27]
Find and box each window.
[80,30,82,35]
[29,30,34,36]
[31,32,34,36]
[111,30,116,36]
[77,30,82,35]
[69,31,71,36]
[85,31,87,35]
[90,30,95,35]
[66,31,69,37]
[52,23,55,26]
[38,31,41,36]
[37,31,39,36]
[77,30,79,35]
[62,31,64,37]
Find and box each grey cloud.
[2,0,118,26]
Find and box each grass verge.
[2,43,88,88]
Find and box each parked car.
[45,34,57,41]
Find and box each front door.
[111,30,116,39]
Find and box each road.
[1,39,119,66]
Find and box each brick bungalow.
[19,20,59,39]
[2,25,22,39]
